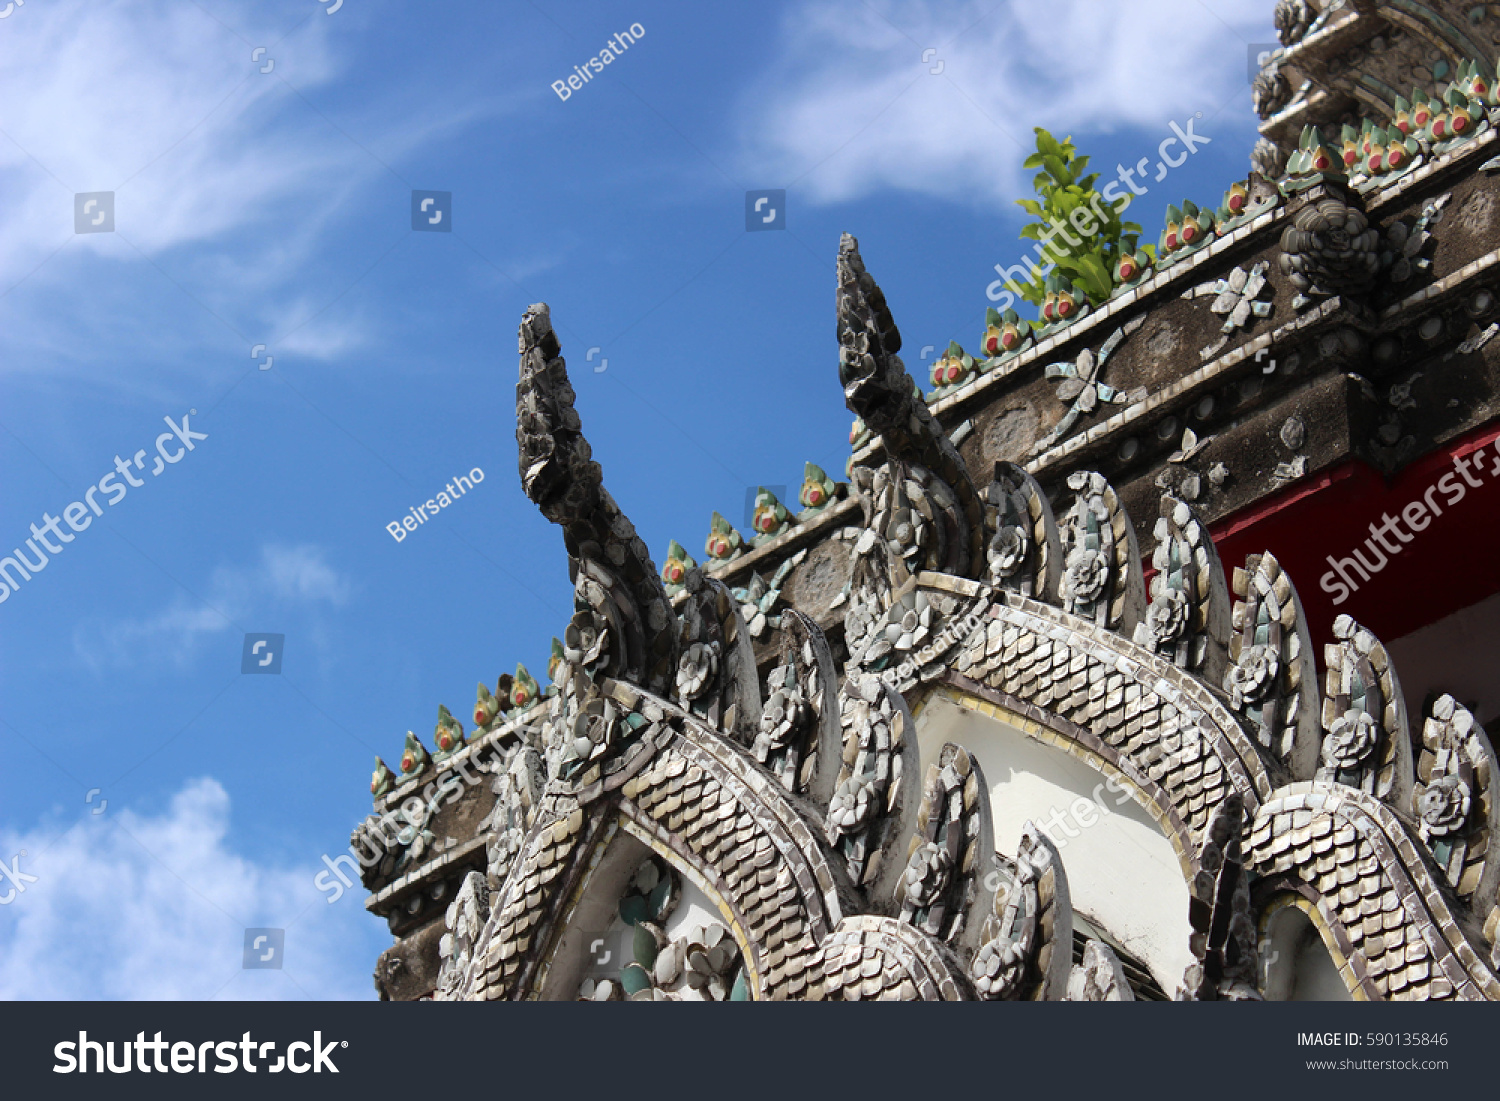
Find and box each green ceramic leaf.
[620,962,652,996]
[633,924,659,968]
[618,895,648,926]
[730,967,751,1001]
[648,877,673,921]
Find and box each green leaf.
[1015,198,1045,216]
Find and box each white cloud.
[734,0,1268,207]
[74,542,352,668]
[1,1,342,274]
[0,0,514,377]
[0,777,380,999]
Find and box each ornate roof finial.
[516,303,678,694]
[836,233,983,578]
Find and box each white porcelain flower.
[675,641,720,701]
[988,524,1030,581]
[1225,644,1280,708]
[1419,775,1471,837]
[1063,547,1109,604]
[1322,709,1379,771]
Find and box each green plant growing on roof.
[1013,127,1148,309]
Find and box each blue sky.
[0,0,1272,998]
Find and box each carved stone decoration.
[730,547,806,640]
[1253,64,1292,120]
[1252,137,1287,180]
[1066,940,1135,1001]
[517,303,678,694]
[1274,0,1311,46]
[674,569,761,745]
[752,609,842,801]
[843,459,965,663]
[350,810,407,892]
[1415,695,1500,906]
[481,745,544,889]
[881,466,946,577]
[1316,614,1413,805]
[1383,191,1447,285]
[1034,318,1144,455]
[827,677,919,894]
[970,824,1073,1001]
[1058,470,1145,637]
[836,232,983,577]
[1181,793,1261,1001]
[840,477,892,661]
[1225,552,1321,779]
[1187,261,1275,360]
[1134,495,1230,680]
[895,744,995,951]
[1278,195,1381,303]
[435,871,491,1001]
[985,461,1061,600]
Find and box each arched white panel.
[1261,899,1353,1002]
[916,691,1194,993]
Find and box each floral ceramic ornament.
[704,511,743,562]
[1283,125,1343,189]
[561,696,622,779]
[1033,319,1143,454]
[660,539,696,595]
[547,637,565,685]
[474,682,500,728]
[398,731,431,780]
[798,462,839,516]
[1157,201,1213,265]
[929,341,974,394]
[1338,123,1362,170]
[749,487,792,545]
[675,641,720,700]
[1112,247,1152,290]
[1038,273,1088,330]
[731,547,805,640]
[1391,95,1416,137]
[1208,261,1272,333]
[371,757,395,799]
[1454,59,1495,107]
[510,663,540,710]
[1213,180,1269,234]
[1362,125,1420,178]
[1408,90,1436,134]
[433,704,466,760]
[1428,86,1484,151]
[981,306,1033,360]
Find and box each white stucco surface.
[917,693,1195,992]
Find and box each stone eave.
[365,835,489,916]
